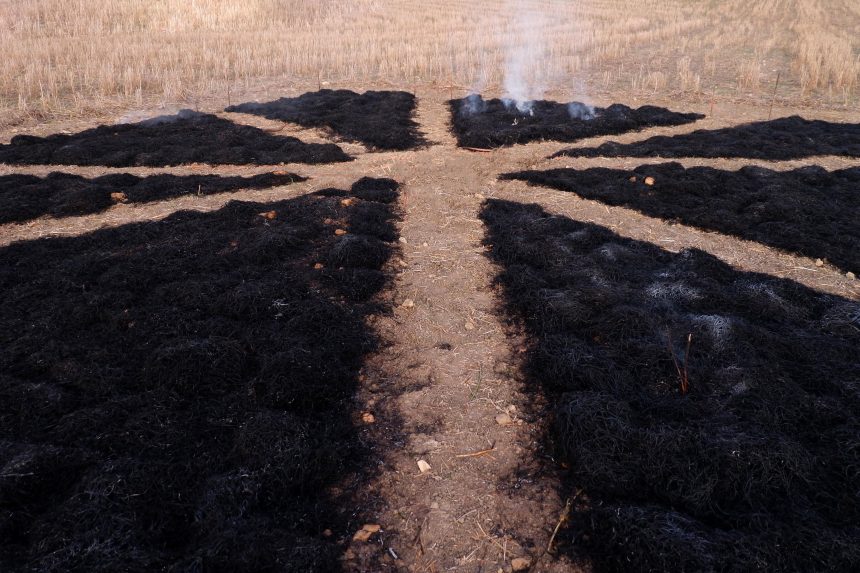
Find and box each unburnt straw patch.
[0,110,350,167]
[227,89,426,151]
[503,163,860,274]
[0,179,400,572]
[481,199,860,573]
[554,115,860,160]
[0,171,305,224]
[448,95,703,148]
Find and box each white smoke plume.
[501,0,550,114]
[568,78,596,120]
[462,0,595,120]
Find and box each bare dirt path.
[342,99,577,573]
[0,89,858,572]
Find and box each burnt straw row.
[0,110,350,167]
[503,163,860,274]
[449,95,704,148]
[0,171,305,225]
[227,89,426,151]
[554,115,860,160]
[0,178,400,572]
[481,199,860,573]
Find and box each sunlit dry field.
[1,0,859,124]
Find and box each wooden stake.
[768,71,781,120]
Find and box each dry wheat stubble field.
[1,1,860,572]
[1,0,860,124]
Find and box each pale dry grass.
[0,0,858,123]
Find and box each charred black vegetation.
[448,95,703,148]
[553,116,860,160]
[227,90,426,151]
[503,163,860,274]
[481,199,860,573]
[0,171,305,224]
[0,178,401,571]
[0,110,350,167]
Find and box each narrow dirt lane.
[345,97,576,572]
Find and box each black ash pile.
[0,110,350,167]
[481,199,860,573]
[553,116,860,160]
[0,171,305,224]
[0,178,400,572]
[449,95,703,148]
[503,163,860,274]
[227,89,426,151]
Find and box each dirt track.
[1,88,858,572]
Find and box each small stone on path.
[511,556,532,571]
[495,413,513,426]
[417,459,432,473]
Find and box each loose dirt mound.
[481,199,860,573]
[448,95,703,148]
[227,89,426,151]
[503,163,860,274]
[554,116,860,160]
[0,171,305,224]
[0,110,350,167]
[0,179,400,572]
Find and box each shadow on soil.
[448,95,703,148]
[0,178,401,572]
[227,89,426,151]
[481,199,860,573]
[553,116,860,160]
[503,163,860,274]
[0,110,350,167]
[0,171,306,225]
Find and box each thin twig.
[455,442,497,458]
[547,494,575,553]
[768,71,782,120]
[666,329,692,395]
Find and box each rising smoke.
[463,1,595,121]
[500,0,549,114]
